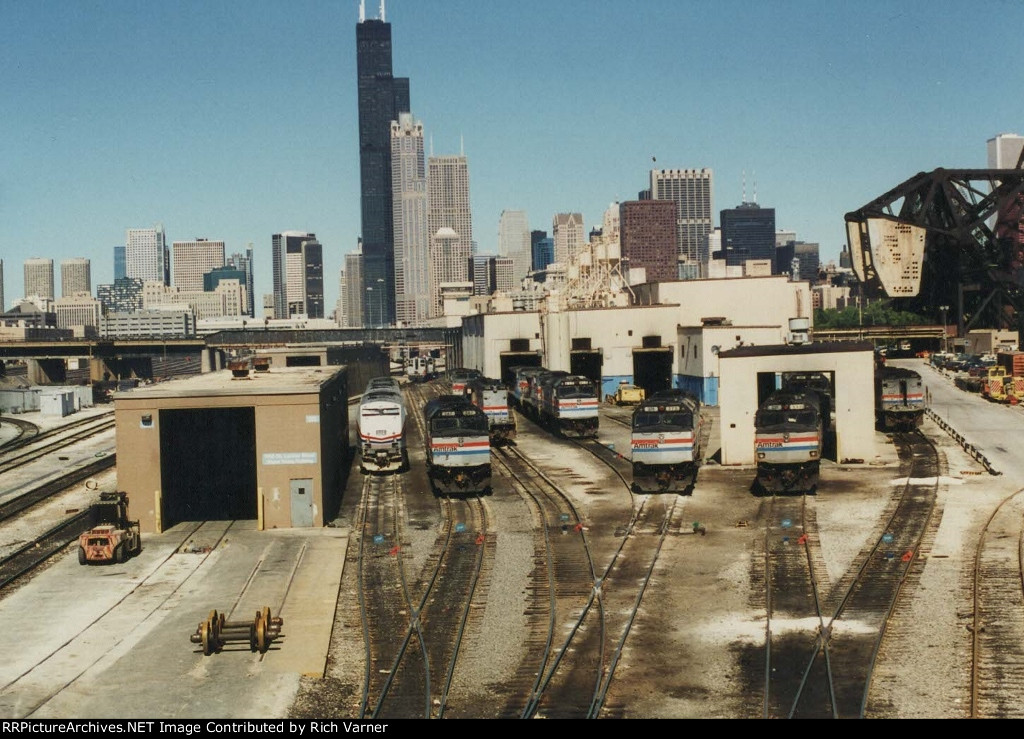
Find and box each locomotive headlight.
[757,452,766,459]
[809,451,818,458]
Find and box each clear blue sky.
[3,0,1023,311]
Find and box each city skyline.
[3,1,1023,313]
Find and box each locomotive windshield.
[633,411,693,430]
[756,410,818,428]
[431,411,487,435]
[558,381,595,398]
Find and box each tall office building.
[172,239,225,292]
[357,0,410,326]
[491,256,515,294]
[469,254,493,296]
[530,230,552,272]
[23,258,54,300]
[988,133,1024,169]
[97,278,144,314]
[226,247,255,318]
[552,213,585,266]
[498,210,531,283]
[344,250,365,327]
[60,258,92,297]
[720,202,777,272]
[272,232,323,319]
[427,154,473,317]
[113,245,126,281]
[619,200,678,283]
[391,112,430,326]
[650,168,714,267]
[126,226,169,285]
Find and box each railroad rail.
[760,430,940,718]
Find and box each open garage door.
[570,350,603,396]
[500,351,542,387]
[159,407,258,529]
[633,348,672,395]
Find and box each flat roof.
[114,366,343,400]
[718,341,873,359]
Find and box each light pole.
[365,287,373,329]
[376,278,385,328]
[939,305,949,353]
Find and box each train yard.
[2,359,1024,718]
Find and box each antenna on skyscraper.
[742,170,747,204]
[379,0,386,21]
[753,171,758,204]
[460,134,464,156]
[359,0,365,22]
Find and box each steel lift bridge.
[845,168,1024,336]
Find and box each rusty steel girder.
[845,168,1024,334]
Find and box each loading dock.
[159,407,258,528]
[633,348,673,395]
[115,366,348,533]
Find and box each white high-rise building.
[988,133,1024,169]
[552,213,585,266]
[427,154,473,317]
[126,226,169,285]
[650,168,714,265]
[23,257,54,301]
[391,113,431,325]
[60,258,91,297]
[498,210,531,283]
[172,239,225,292]
[344,250,364,327]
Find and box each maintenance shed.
[114,365,349,533]
[717,341,875,466]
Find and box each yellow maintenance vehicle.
[982,367,1010,402]
[606,382,646,406]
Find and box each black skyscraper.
[720,203,777,273]
[357,11,409,326]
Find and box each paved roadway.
[903,358,1024,488]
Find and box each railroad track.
[354,382,492,719]
[0,520,233,716]
[0,417,39,448]
[970,487,1024,718]
[0,416,115,476]
[759,430,940,718]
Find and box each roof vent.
[229,359,251,379]
[253,356,272,372]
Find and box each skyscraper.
[427,154,473,317]
[172,239,225,292]
[650,169,714,268]
[226,246,255,318]
[344,250,365,327]
[391,112,430,325]
[720,202,777,272]
[126,226,169,285]
[23,258,54,300]
[619,200,677,283]
[552,213,585,266]
[988,133,1024,169]
[60,257,92,297]
[531,230,553,273]
[272,232,324,319]
[498,210,531,283]
[357,0,409,326]
[113,245,126,281]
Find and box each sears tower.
[356,0,409,326]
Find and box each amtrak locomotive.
[753,390,824,494]
[357,379,408,474]
[423,395,491,496]
[630,389,704,494]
